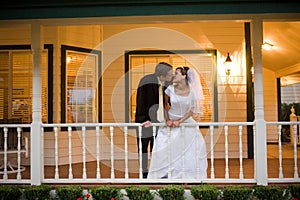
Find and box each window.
[61,45,101,123]
[0,45,50,124]
[279,75,300,142]
[125,50,218,123]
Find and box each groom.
[135,62,173,178]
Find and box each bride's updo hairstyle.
[176,66,190,83]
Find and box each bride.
[147,66,207,179]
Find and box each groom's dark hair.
[155,62,173,77]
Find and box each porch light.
[224,52,232,77]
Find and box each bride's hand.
[166,120,173,127]
[172,119,181,127]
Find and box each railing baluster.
[54,126,59,179]
[82,126,87,179]
[292,124,299,179]
[96,126,101,179]
[138,126,142,179]
[253,125,256,180]
[41,126,44,179]
[278,125,283,179]
[68,126,73,180]
[3,127,8,180]
[210,125,215,179]
[17,127,22,180]
[181,126,185,179]
[298,120,300,143]
[225,125,229,179]
[124,126,129,179]
[167,126,172,179]
[196,126,200,179]
[238,125,244,179]
[110,126,115,179]
[152,126,157,179]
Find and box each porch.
[0,121,299,185]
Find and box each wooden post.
[251,18,268,185]
[30,22,43,185]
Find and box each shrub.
[23,184,52,200]
[191,184,220,200]
[221,185,252,200]
[253,185,284,200]
[125,185,154,200]
[0,185,23,200]
[285,185,300,200]
[157,185,185,200]
[55,185,83,200]
[90,185,122,200]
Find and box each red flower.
[293,198,299,200]
[85,193,91,198]
[77,198,83,200]
[111,198,115,200]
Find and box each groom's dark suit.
[135,73,163,178]
[135,73,160,125]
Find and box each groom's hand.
[142,120,151,128]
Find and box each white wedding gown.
[148,85,207,179]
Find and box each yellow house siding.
[0,26,31,44]
[103,58,126,123]
[58,25,101,49]
[263,68,278,142]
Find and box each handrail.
[42,121,255,127]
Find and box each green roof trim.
[1,1,299,20]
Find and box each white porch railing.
[42,122,256,184]
[0,121,299,185]
[266,121,300,183]
[0,124,31,184]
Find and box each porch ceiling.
[263,21,300,81]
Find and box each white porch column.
[30,22,43,185]
[251,18,268,185]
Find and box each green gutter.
[0,1,300,20]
